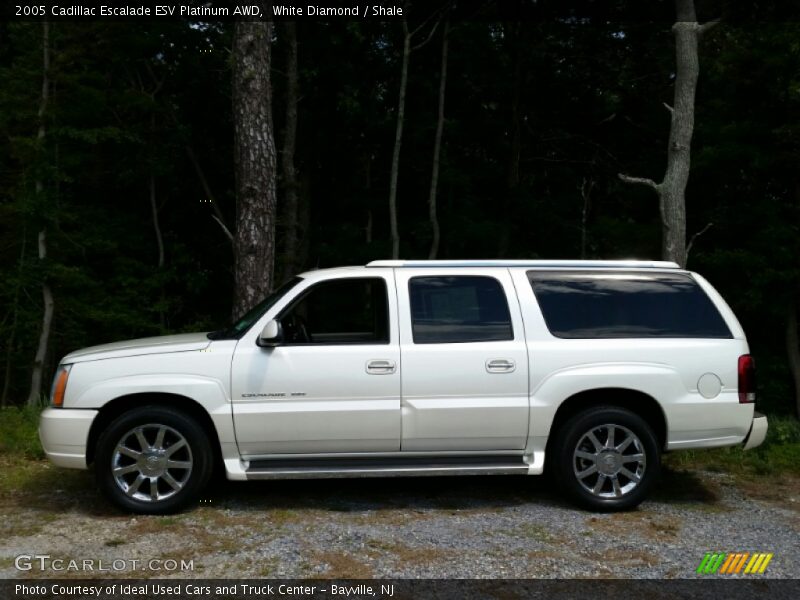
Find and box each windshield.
[207,277,302,340]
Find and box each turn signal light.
[50,365,72,407]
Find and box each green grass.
[0,404,94,501]
[664,415,800,477]
[0,404,46,459]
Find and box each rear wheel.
[95,406,213,514]
[552,406,660,511]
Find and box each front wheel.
[551,406,661,511]
[95,406,213,514]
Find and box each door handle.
[486,358,516,373]
[366,359,396,374]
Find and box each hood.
[62,332,212,364]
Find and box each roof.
[366,259,681,269]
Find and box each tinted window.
[280,278,389,344]
[409,276,513,344]
[528,271,732,339]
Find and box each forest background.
[1,0,799,427]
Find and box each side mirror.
[257,319,283,347]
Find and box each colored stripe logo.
[697,552,773,575]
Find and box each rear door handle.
[366,359,396,374]
[486,358,516,373]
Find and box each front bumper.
[39,407,98,469]
[742,411,768,451]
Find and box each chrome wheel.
[573,423,646,499]
[111,424,193,503]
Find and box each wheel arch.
[86,392,223,470]
[546,388,668,454]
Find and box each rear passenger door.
[395,268,529,451]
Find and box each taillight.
[50,364,72,407]
[738,354,756,404]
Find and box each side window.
[409,276,513,344]
[528,271,733,339]
[280,278,389,344]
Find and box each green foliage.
[665,415,800,477]
[767,416,800,446]
[0,13,798,413]
[0,405,46,459]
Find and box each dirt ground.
[1,458,798,579]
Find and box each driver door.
[231,273,401,456]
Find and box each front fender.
[67,373,236,454]
[70,374,229,411]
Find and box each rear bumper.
[742,411,768,451]
[39,407,97,469]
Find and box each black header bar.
[3,1,800,23]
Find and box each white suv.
[39,260,768,513]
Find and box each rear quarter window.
[527,271,732,339]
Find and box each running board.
[244,455,529,480]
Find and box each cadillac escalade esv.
[39,260,768,513]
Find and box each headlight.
[50,364,72,407]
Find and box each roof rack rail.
[366,259,681,269]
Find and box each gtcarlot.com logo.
[696,552,773,575]
[14,554,193,572]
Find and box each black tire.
[551,406,661,512]
[95,406,213,514]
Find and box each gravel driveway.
[1,460,798,579]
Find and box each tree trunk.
[28,233,54,407]
[618,0,713,268]
[232,21,278,318]
[660,0,701,267]
[386,9,442,260]
[787,301,800,419]
[427,21,449,260]
[27,20,52,407]
[149,118,165,271]
[149,169,165,328]
[388,21,411,260]
[281,21,300,281]
[497,22,522,258]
